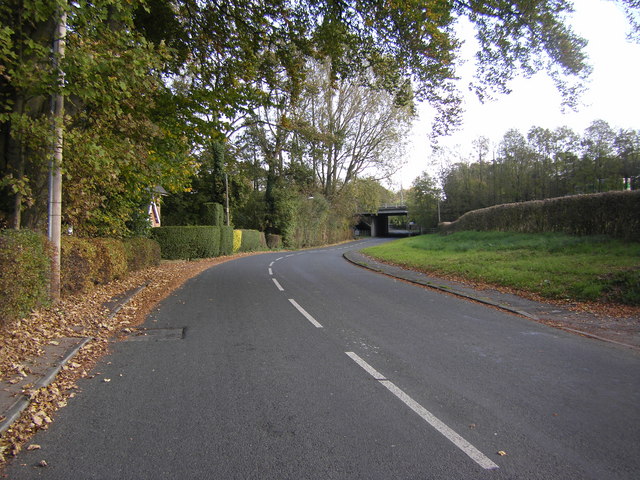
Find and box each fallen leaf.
[27,444,41,451]
[37,460,48,467]
[103,378,111,383]
[497,451,507,456]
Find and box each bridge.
[357,204,409,237]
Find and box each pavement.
[0,285,143,438]
[1,244,637,442]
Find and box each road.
[6,239,640,479]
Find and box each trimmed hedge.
[61,237,98,294]
[238,229,264,252]
[0,232,162,323]
[233,230,242,253]
[151,226,221,260]
[219,225,234,256]
[0,230,51,327]
[440,191,640,240]
[61,236,161,294]
[202,202,225,227]
[123,237,161,272]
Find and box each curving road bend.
[6,239,640,479]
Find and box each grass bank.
[362,231,640,305]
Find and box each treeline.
[2,0,596,242]
[438,120,640,221]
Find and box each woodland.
[1,0,638,242]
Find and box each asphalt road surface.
[6,239,640,479]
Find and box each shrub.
[151,226,221,259]
[239,229,263,252]
[61,237,97,295]
[202,202,225,226]
[266,233,282,249]
[123,237,161,272]
[233,230,242,253]
[440,191,640,240]
[219,226,234,256]
[93,238,128,284]
[0,230,51,326]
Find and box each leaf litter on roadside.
[0,254,255,467]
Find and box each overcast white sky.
[392,0,640,188]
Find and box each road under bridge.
[357,204,409,237]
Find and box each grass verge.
[362,231,640,305]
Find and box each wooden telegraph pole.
[48,5,67,301]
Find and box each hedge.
[233,230,242,253]
[61,236,98,294]
[61,236,161,294]
[202,202,225,227]
[0,232,162,326]
[151,226,221,260]
[0,230,51,327]
[219,225,234,256]
[440,191,640,240]
[238,229,264,252]
[123,237,161,272]
[266,233,282,249]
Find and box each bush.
[440,191,640,240]
[266,233,282,249]
[233,230,242,253]
[202,202,225,226]
[123,237,161,272]
[61,237,97,295]
[0,230,51,326]
[151,226,221,259]
[92,238,128,284]
[219,226,234,256]
[239,229,263,252]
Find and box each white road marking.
[272,278,284,291]
[276,256,284,261]
[345,352,386,380]
[286,254,295,257]
[345,352,499,471]
[288,299,323,328]
[269,261,275,267]
[268,268,273,275]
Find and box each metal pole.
[48,6,66,302]
[225,173,230,226]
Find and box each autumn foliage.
[0,231,51,326]
[0,234,160,327]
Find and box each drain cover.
[123,328,185,342]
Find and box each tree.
[582,120,618,192]
[0,0,195,236]
[408,172,441,229]
[293,60,414,197]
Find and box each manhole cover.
[122,328,185,342]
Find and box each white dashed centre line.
[345,352,499,471]
[288,299,323,328]
[268,268,273,275]
[272,278,284,291]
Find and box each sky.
[392,0,640,188]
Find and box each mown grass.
[362,231,640,305]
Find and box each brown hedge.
[61,236,161,296]
[0,230,51,327]
[440,191,640,240]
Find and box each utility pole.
[48,5,66,301]
[224,173,230,226]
